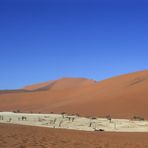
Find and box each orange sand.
[0,123,148,148]
[0,70,148,118]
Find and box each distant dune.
[0,70,148,118]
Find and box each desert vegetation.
[132,116,145,121]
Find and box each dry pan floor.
[1,112,148,132]
[0,123,148,148]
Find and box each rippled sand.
[0,123,148,148]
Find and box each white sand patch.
[0,112,148,132]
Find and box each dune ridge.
[0,70,148,118]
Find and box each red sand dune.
[0,70,148,118]
[1,123,148,148]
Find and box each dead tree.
[53,118,57,124]
[22,116,27,121]
[72,117,75,122]
[59,120,63,127]
[89,122,92,127]
[106,115,112,123]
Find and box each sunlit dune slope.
[0,70,148,118]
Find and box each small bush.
[91,117,97,120]
[61,112,66,115]
[13,109,20,113]
[133,116,144,121]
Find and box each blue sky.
[0,0,148,89]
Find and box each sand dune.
[0,70,148,118]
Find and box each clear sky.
[0,0,148,89]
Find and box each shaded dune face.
[23,82,50,91]
[0,70,148,118]
[23,81,55,91]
